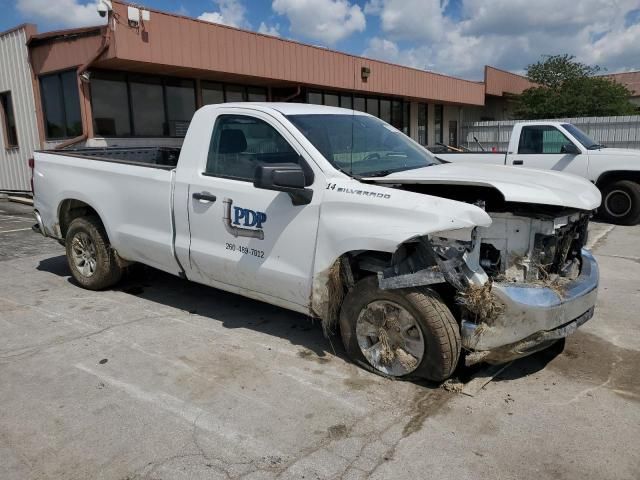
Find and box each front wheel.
[599,180,640,225]
[339,276,461,381]
[65,216,123,290]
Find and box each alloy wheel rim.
[605,189,632,217]
[71,232,97,277]
[356,300,425,376]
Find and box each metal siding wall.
[109,1,486,106]
[460,116,640,151]
[0,27,39,191]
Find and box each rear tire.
[339,276,461,382]
[599,180,640,225]
[65,216,122,290]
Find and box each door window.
[205,115,300,181]
[518,126,575,154]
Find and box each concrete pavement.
[0,202,638,480]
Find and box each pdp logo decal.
[222,198,267,240]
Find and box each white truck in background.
[436,121,640,225]
[32,104,601,381]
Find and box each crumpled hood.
[363,163,601,211]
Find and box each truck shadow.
[37,255,343,364]
[37,254,562,385]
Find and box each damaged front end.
[377,209,598,366]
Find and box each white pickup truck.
[436,121,640,225]
[32,103,601,381]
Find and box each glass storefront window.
[380,99,391,123]
[324,93,339,107]
[40,70,83,140]
[434,104,443,144]
[366,98,379,117]
[308,91,322,105]
[247,87,267,102]
[353,96,365,112]
[91,72,131,136]
[418,103,427,146]
[340,95,352,109]
[202,82,225,105]
[130,76,165,136]
[225,85,245,102]
[166,79,196,137]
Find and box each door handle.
[192,192,217,202]
[512,160,524,165]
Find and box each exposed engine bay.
[367,184,591,290]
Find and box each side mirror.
[561,143,581,155]
[254,163,313,205]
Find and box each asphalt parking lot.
[1,200,639,480]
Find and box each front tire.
[65,216,122,290]
[339,276,461,381]
[599,180,640,225]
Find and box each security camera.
[97,0,113,18]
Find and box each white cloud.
[198,0,249,29]
[272,0,366,45]
[364,0,447,43]
[362,0,640,79]
[258,22,281,37]
[17,0,106,28]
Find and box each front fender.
[310,180,491,318]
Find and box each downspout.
[54,134,88,150]
[282,86,302,103]
[55,20,113,151]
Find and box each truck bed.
[40,147,181,169]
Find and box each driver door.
[185,110,322,312]
[507,125,587,177]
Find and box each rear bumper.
[461,249,598,363]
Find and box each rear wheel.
[599,180,640,225]
[339,276,460,381]
[65,216,122,290]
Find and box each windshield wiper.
[587,144,605,150]
[363,170,392,177]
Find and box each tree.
[514,54,636,119]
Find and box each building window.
[91,71,196,137]
[202,82,268,104]
[340,95,352,109]
[130,75,165,137]
[401,102,410,136]
[0,91,18,148]
[417,103,427,146]
[324,93,339,107]
[304,89,409,134]
[307,91,323,105]
[434,104,443,144]
[40,70,82,140]
[166,79,196,137]
[202,82,225,104]
[366,98,379,117]
[247,87,267,102]
[91,71,131,136]
[379,99,391,123]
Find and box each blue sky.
[4,0,639,80]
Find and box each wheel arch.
[58,199,107,240]
[595,170,640,188]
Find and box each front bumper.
[461,249,598,363]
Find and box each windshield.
[286,114,439,176]
[562,124,603,149]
